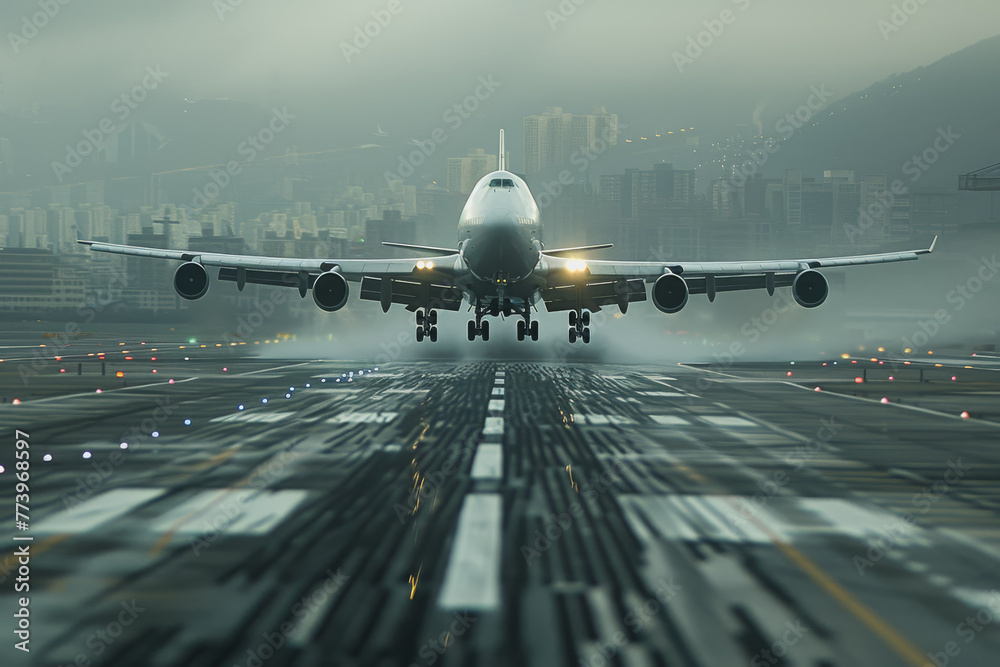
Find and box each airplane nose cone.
[484,208,516,227]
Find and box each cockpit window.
[502,179,514,187]
[489,178,502,187]
[489,178,516,188]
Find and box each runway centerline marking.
[437,493,502,611]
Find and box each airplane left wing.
[535,237,937,313]
[77,240,465,312]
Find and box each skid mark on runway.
[34,488,165,534]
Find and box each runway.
[2,331,1000,667]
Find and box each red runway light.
[854,377,864,384]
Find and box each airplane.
[78,130,937,344]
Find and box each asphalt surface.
[2,330,1000,667]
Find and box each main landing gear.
[468,302,490,341]
[568,309,591,344]
[416,308,438,342]
[516,318,539,342]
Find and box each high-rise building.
[446,149,497,195]
[522,107,617,174]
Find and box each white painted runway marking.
[151,490,308,536]
[491,387,505,396]
[701,416,757,427]
[576,414,635,425]
[641,391,687,397]
[494,378,505,385]
[487,399,505,413]
[620,495,928,546]
[211,412,295,424]
[35,488,165,534]
[644,376,678,382]
[471,444,503,480]
[328,412,398,424]
[650,415,690,426]
[438,494,502,610]
[483,417,505,435]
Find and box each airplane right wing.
[533,237,937,313]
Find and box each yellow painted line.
[188,448,238,471]
[728,499,927,666]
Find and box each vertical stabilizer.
[499,129,506,171]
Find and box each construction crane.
[959,163,1000,220]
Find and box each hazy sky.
[2,0,998,144]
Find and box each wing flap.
[541,279,647,313]
[359,277,464,312]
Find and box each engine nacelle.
[652,273,689,314]
[313,271,350,312]
[174,262,210,300]
[792,269,828,308]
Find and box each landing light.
[566,260,588,272]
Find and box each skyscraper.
[522,107,617,174]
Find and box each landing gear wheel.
[569,328,577,343]
[481,320,490,341]
[582,311,591,327]
[582,327,591,344]
[516,320,525,341]
[468,320,476,341]
[416,309,425,327]
[530,320,539,341]
[416,327,425,342]
[429,327,438,343]
[569,311,578,327]
[428,310,438,326]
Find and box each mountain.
[763,34,1000,188]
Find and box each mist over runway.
[2,330,1000,666]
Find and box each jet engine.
[313,271,350,312]
[792,269,828,308]
[652,273,689,314]
[174,262,210,300]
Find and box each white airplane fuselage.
[456,170,542,305]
